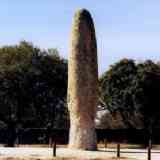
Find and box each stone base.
[68,123,97,150]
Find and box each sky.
[0,0,160,75]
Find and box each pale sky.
[0,0,160,74]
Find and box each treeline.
[0,41,160,133]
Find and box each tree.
[135,61,160,132]
[100,59,160,131]
[0,41,68,146]
[100,59,138,128]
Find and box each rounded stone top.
[70,8,97,57]
[74,8,94,29]
[75,8,91,18]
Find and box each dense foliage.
[1,41,160,145]
[0,41,68,131]
[100,59,160,130]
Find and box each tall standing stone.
[68,9,98,150]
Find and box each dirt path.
[0,147,159,160]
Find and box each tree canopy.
[100,59,160,130]
[0,41,68,130]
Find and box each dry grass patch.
[0,156,137,160]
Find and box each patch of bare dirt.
[0,157,132,160]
